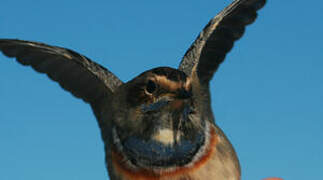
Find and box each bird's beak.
[177,88,192,99]
[170,88,192,111]
[170,89,193,144]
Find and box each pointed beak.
[170,88,191,110]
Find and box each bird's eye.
[146,80,156,94]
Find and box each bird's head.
[109,67,208,170]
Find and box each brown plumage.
[0,0,267,179]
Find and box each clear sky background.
[0,0,322,180]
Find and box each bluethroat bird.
[0,0,267,179]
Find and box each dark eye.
[146,80,156,94]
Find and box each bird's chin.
[112,122,211,170]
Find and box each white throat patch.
[152,128,180,145]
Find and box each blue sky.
[0,0,322,179]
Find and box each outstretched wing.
[0,39,123,135]
[0,39,122,103]
[179,0,266,83]
[179,0,266,122]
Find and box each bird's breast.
[110,122,240,180]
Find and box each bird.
[0,0,267,179]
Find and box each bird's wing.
[0,39,123,102]
[0,39,123,135]
[179,0,266,81]
[178,0,266,121]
